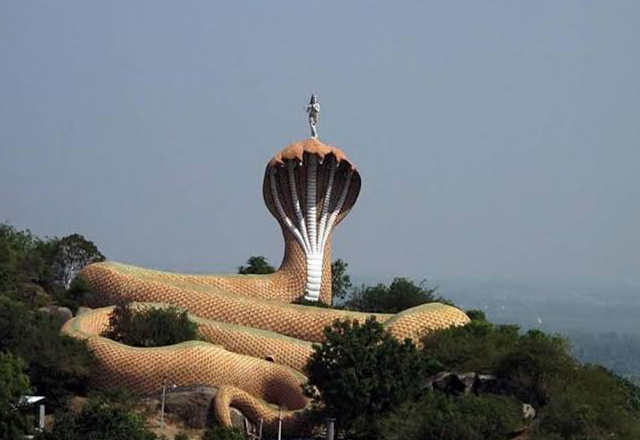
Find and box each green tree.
[0,352,32,440]
[346,277,448,313]
[305,317,425,439]
[0,224,103,309]
[47,234,105,290]
[103,303,199,347]
[237,256,275,275]
[330,259,352,304]
[0,223,47,295]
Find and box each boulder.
[421,371,500,396]
[144,385,254,432]
[522,403,536,420]
[38,305,73,324]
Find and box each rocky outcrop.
[144,385,254,432]
[421,371,499,395]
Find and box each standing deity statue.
[306,93,320,138]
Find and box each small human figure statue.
[306,93,320,138]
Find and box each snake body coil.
[62,139,470,435]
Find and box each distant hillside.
[439,279,640,384]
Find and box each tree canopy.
[304,317,426,438]
[330,258,352,304]
[48,234,105,290]
[237,256,275,275]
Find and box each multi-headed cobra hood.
[263,138,361,301]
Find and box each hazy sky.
[1,1,639,290]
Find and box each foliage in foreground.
[378,392,523,440]
[103,303,200,348]
[201,425,245,440]
[419,311,640,440]
[304,316,427,439]
[0,352,32,440]
[0,297,94,408]
[306,311,640,440]
[35,394,158,440]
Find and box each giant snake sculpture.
[62,137,470,435]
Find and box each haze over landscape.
[1,2,639,339]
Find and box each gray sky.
[1,1,639,290]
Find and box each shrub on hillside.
[531,365,640,440]
[103,303,199,347]
[0,297,94,408]
[421,318,640,439]
[494,329,574,407]
[0,223,104,302]
[421,318,521,372]
[378,392,523,440]
[237,256,275,275]
[345,277,451,313]
[35,395,158,440]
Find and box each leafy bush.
[305,317,425,439]
[35,395,158,440]
[345,277,451,313]
[378,392,522,440]
[103,303,199,347]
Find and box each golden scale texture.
[62,139,471,435]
